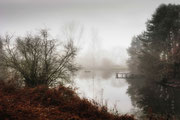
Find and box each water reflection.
[74,70,134,114]
[126,77,180,119]
[74,69,180,118]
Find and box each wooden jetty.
[116,73,135,79]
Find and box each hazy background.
[1,0,180,71]
[1,0,180,114]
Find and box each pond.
[74,70,134,114]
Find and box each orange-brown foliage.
[0,81,135,120]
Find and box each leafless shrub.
[1,29,79,87]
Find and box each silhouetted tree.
[127,4,180,117]
[1,29,78,87]
[0,39,7,80]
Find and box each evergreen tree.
[127,4,180,117]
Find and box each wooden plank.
[116,73,135,79]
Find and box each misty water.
[74,70,134,114]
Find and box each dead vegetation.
[0,81,135,120]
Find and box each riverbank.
[0,81,135,120]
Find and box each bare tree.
[0,39,7,81]
[1,29,78,87]
[61,22,84,49]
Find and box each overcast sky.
[1,0,180,65]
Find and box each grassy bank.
[0,81,135,120]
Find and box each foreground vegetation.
[0,81,135,120]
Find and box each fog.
[1,0,180,117]
[1,0,179,69]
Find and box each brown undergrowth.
[0,81,135,120]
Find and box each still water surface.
[74,70,134,114]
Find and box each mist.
[76,49,128,80]
[1,0,180,119]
